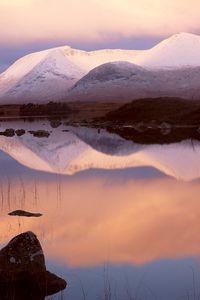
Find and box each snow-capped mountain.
[1,32,200,103]
[0,46,140,103]
[67,61,200,102]
[0,121,200,181]
[135,32,200,68]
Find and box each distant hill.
[105,97,200,125]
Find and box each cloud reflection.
[0,175,199,267]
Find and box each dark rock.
[45,271,67,296]
[0,231,67,300]
[15,129,26,136]
[0,128,15,137]
[50,120,62,128]
[8,210,42,217]
[28,130,50,138]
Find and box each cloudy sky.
[0,0,200,71]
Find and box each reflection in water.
[0,175,200,266]
[0,120,200,299]
[0,120,199,180]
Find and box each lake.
[0,118,200,300]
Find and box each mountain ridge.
[1,32,200,103]
[0,46,141,103]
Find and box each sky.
[1,0,200,71]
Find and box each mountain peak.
[164,32,200,44]
[170,32,198,38]
[135,32,200,68]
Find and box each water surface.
[0,119,200,300]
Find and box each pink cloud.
[0,0,199,46]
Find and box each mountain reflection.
[1,120,200,300]
[0,120,199,180]
[0,175,200,267]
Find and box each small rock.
[15,129,26,136]
[8,210,42,217]
[28,130,50,138]
[0,128,15,137]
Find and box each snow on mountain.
[66,61,200,102]
[1,32,200,103]
[135,32,200,68]
[0,122,200,181]
[0,46,141,103]
[0,49,85,103]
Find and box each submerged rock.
[8,210,42,217]
[0,231,67,300]
[28,130,50,138]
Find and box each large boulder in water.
[0,231,67,300]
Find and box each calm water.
[0,119,200,299]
